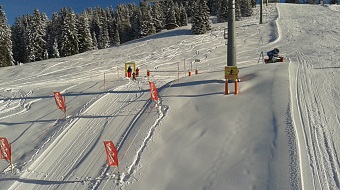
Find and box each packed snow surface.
[0,4,339,190]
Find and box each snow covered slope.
[0,4,339,190]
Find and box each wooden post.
[64,95,67,119]
[195,62,198,74]
[177,63,180,82]
[10,143,13,173]
[104,72,106,91]
[184,59,186,77]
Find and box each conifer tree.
[11,17,25,64]
[91,31,98,50]
[164,0,177,24]
[178,3,188,26]
[112,16,120,46]
[52,38,60,58]
[217,0,228,23]
[31,9,48,61]
[191,0,211,34]
[91,7,110,49]
[251,0,256,8]
[131,6,141,39]
[25,15,36,62]
[67,8,79,54]
[100,9,110,49]
[239,0,253,17]
[235,0,242,21]
[43,49,48,59]
[46,13,60,58]
[306,0,317,4]
[107,6,116,46]
[152,2,164,32]
[285,0,299,3]
[139,2,156,38]
[77,11,93,53]
[186,0,196,18]
[191,1,202,34]
[90,7,100,49]
[0,5,14,67]
[58,7,79,57]
[116,4,133,43]
[201,0,211,31]
[207,0,220,15]
[174,2,181,26]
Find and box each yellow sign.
[225,66,239,80]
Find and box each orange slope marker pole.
[235,80,239,95]
[225,80,229,95]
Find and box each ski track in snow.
[281,4,340,190]
[295,51,340,190]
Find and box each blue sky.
[1,0,139,25]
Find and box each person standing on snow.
[132,72,136,80]
[136,67,139,77]
[127,66,132,78]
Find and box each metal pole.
[227,0,236,66]
[260,0,263,24]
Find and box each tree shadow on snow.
[314,66,340,69]
[160,79,225,98]
[0,177,81,185]
[170,79,225,88]
[0,119,59,126]
[64,89,150,97]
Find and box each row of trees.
[286,0,339,4]
[0,0,255,67]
